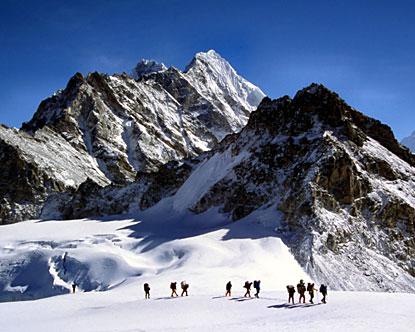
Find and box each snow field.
[0,211,414,331]
[1,288,414,332]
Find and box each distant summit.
[131,59,167,79]
[401,131,415,152]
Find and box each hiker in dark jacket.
[243,281,252,297]
[180,281,189,296]
[287,285,296,304]
[297,279,306,304]
[225,281,232,297]
[253,280,261,298]
[72,282,77,294]
[170,282,178,297]
[307,283,317,304]
[144,283,150,299]
[319,284,328,304]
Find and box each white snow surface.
[2,289,414,332]
[1,214,413,331]
[0,203,307,300]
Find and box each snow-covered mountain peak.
[185,49,244,83]
[184,50,265,131]
[192,49,223,62]
[131,59,167,79]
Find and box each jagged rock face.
[0,50,264,223]
[66,84,415,291]
[0,125,109,224]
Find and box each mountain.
[1,50,414,292]
[401,131,415,152]
[0,50,265,223]
[56,84,415,292]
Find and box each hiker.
[319,284,328,304]
[307,282,318,304]
[297,279,306,303]
[287,285,296,304]
[144,283,150,299]
[72,282,77,294]
[225,281,232,297]
[253,280,261,298]
[170,282,178,297]
[180,281,189,296]
[243,281,252,297]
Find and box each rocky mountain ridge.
[0,50,264,222]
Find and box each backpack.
[320,284,327,293]
[297,283,305,293]
[287,285,295,294]
[170,282,176,289]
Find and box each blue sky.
[0,0,414,139]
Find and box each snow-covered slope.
[0,200,413,330]
[401,131,415,152]
[0,208,307,302]
[2,289,414,332]
[0,215,413,331]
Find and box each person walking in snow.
[72,282,77,294]
[307,282,318,304]
[243,281,252,297]
[144,283,151,299]
[297,279,306,304]
[180,281,189,296]
[287,285,296,304]
[319,284,328,304]
[253,280,261,298]
[225,281,232,297]
[170,282,178,297]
